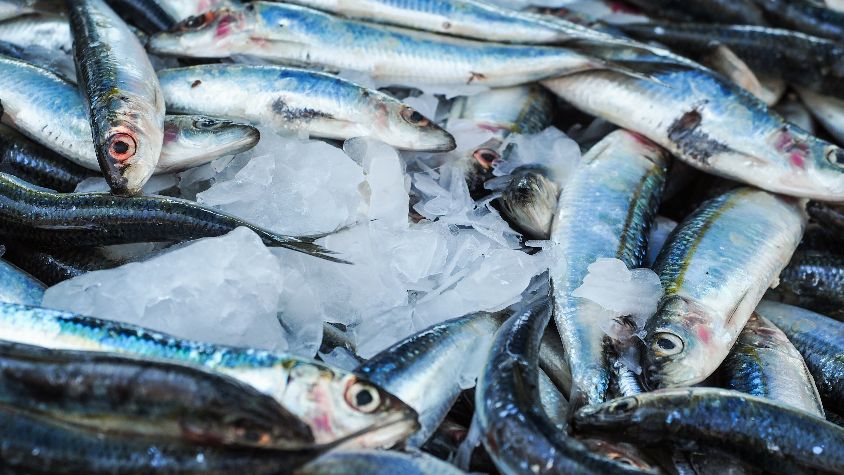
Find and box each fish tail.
[263,233,352,264]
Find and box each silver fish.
[158,115,259,173]
[644,188,806,389]
[295,448,468,475]
[0,0,64,20]
[157,64,455,152]
[0,258,44,306]
[542,64,844,201]
[797,86,844,144]
[551,129,668,410]
[153,0,237,20]
[68,0,165,195]
[0,13,71,54]
[147,2,623,88]
[489,165,559,240]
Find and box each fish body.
[750,0,844,41]
[495,165,558,240]
[720,311,824,417]
[551,130,668,410]
[542,66,844,201]
[0,0,65,20]
[797,87,844,144]
[1,244,126,286]
[774,251,844,312]
[756,299,844,414]
[294,448,467,475]
[0,258,44,305]
[573,387,844,475]
[68,0,164,195]
[644,188,806,389]
[0,302,419,448]
[147,2,614,88]
[104,0,175,34]
[157,65,455,152]
[153,0,236,20]
[623,0,767,24]
[158,115,260,173]
[355,311,504,447]
[0,13,72,54]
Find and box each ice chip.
[446,119,495,152]
[494,127,581,188]
[41,228,287,351]
[645,216,678,267]
[402,93,440,122]
[345,137,409,230]
[572,258,662,322]
[318,347,362,371]
[458,331,494,389]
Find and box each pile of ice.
[492,126,582,188]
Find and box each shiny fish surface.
[0,13,72,54]
[147,2,618,88]
[573,387,844,475]
[295,448,467,475]
[756,299,844,415]
[495,166,558,240]
[797,87,844,144]
[551,130,668,410]
[68,0,165,195]
[749,0,844,41]
[157,115,260,173]
[720,312,824,417]
[643,188,805,389]
[0,302,419,448]
[0,172,343,261]
[0,0,64,20]
[542,66,844,201]
[623,0,767,24]
[355,311,504,447]
[0,258,44,305]
[153,0,237,20]
[476,296,659,475]
[0,341,314,449]
[2,244,128,286]
[774,251,844,312]
[104,0,175,34]
[157,65,455,152]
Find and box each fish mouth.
[335,411,421,450]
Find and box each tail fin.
[263,233,352,264]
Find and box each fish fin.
[262,232,352,264]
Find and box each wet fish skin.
[157,64,455,152]
[355,310,504,447]
[0,403,324,475]
[0,123,97,193]
[0,302,419,449]
[542,65,844,201]
[68,0,165,195]
[0,340,314,449]
[720,311,824,417]
[749,0,844,41]
[807,200,844,235]
[476,296,660,475]
[573,387,844,475]
[494,165,559,240]
[756,299,844,415]
[623,0,767,24]
[643,188,806,389]
[158,115,260,174]
[551,130,668,411]
[0,0,65,21]
[0,13,72,54]
[797,87,844,144]
[0,258,44,305]
[104,0,175,34]
[773,251,844,312]
[294,448,467,475]
[147,2,616,88]
[1,243,127,286]
[153,0,236,20]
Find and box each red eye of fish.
[473,148,499,168]
[183,12,212,29]
[107,133,137,162]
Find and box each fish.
[294,448,468,475]
[354,310,505,447]
[748,0,844,41]
[67,0,165,195]
[157,115,260,174]
[0,302,420,448]
[643,188,806,389]
[146,2,635,88]
[806,199,844,235]
[0,0,65,21]
[0,403,326,475]
[153,0,237,21]
[775,93,816,134]
[542,64,844,201]
[797,86,844,144]
[476,296,661,475]
[156,64,456,152]
[573,387,844,475]
[755,299,844,415]
[0,172,344,262]
[0,13,73,55]
[772,251,844,312]
[103,0,175,34]
[622,0,767,24]
[538,368,568,427]
[0,340,314,449]
[538,322,573,399]
[1,243,126,286]
[0,257,45,305]
[551,129,668,410]
[617,22,844,101]
[719,311,825,417]
[486,165,559,240]
[0,123,98,193]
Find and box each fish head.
[161,115,260,171]
[447,143,501,197]
[572,394,673,445]
[642,296,726,389]
[369,101,455,152]
[280,361,419,448]
[497,166,559,240]
[147,5,255,57]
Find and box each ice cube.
[41,227,287,351]
[402,94,441,123]
[446,119,495,152]
[494,127,581,188]
[344,137,409,230]
[571,258,662,324]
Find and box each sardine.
[0,258,44,305]
[0,13,72,54]
[775,93,816,133]
[0,340,314,448]
[488,165,559,240]
[0,172,343,262]
[104,0,175,34]
[476,296,660,475]
[797,86,844,144]
[156,64,455,152]
[538,368,568,427]
[355,310,504,447]
[551,130,668,410]
[720,311,824,417]
[0,0,65,21]
[0,302,420,448]
[0,123,97,193]
[748,0,844,41]
[806,199,844,235]
[153,0,236,20]
[756,299,844,414]
[147,2,632,88]
[158,115,260,173]
[622,0,767,24]
[68,0,165,195]
[295,448,468,475]
[643,188,806,389]
[1,243,126,286]
[542,65,844,201]
[573,387,844,475]
[773,251,844,312]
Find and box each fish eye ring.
[400,107,429,126]
[651,332,684,357]
[826,146,844,168]
[344,379,381,413]
[107,133,137,162]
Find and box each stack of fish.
[3,0,844,473]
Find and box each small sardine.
[488,165,559,240]
[623,0,767,24]
[772,250,844,312]
[0,13,72,54]
[643,188,806,389]
[295,448,468,475]
[0,0,65,20]
[68,0,165,195]
[0,257,44,305]
[749,0,844,41]
[158,115,260,173]
[1,243,125,286]
[157,64,455,152]
[720,311,824,417]
[103,0,175,34]
[573,387,844,475]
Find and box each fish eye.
[473,148,499,168]
[651,332,684,357]
[245,3,254,11]
[400,107,429,126]
[183,13,211,29]
[344,379,381,413]
[194,118,220,129]
[826,146,844,168]
[107,133,137,162]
